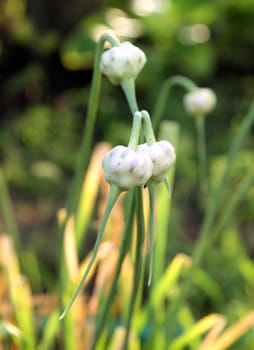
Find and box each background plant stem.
[195,116,208,203]
[152,75,197,131]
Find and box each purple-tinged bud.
[137,140,176,183]
[102,145,153,189]
[100,42,146,85]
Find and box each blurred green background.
[1,0,254,311]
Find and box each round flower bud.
[100,42,146,84]
[102,145,153,189]
[137,141,176,183]
[183,88,216,116]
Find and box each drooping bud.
[137,140,176,183]
[100,42,146,85]
[183,88,216,116]
[102,145,153,189]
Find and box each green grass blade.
[0,167,21,259]
[59,185,120,320]
[0,235,36,350]
[37,311,59,350]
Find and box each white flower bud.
[102,145,153,189]
[183,88,216,116]
[137,141,176,183]
[100,42,146,84]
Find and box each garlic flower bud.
[100,42,146,85]
[137,141,176,183]
[183,88,216,116]
[102,145,153,189]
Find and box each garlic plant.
[60,33,217,349]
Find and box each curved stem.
[67,33,120,220]
[102,33,120,47]
[121,78,139,114]
[91,190,136,349]
[58,33,120,299]
[59,33,120,268]
[128,111,143,149]
[59,185,121,319]
[141,110,156,145]
[152,75,197,131]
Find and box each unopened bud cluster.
[102,141,176,190]
[100,41,146,84]
[137,141,176,183]
[100,38,176,190]
[102,145,153,189]
[183,88,216,116]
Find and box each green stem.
[121,78,139,114]
[58,33,120,326]
[165,100,254,345]
[128,111,143,149]
[68,34,120,223]
[123,187,145,350]
[59,185,121,320]
[153,121,180,285]
[58,33,119,347]
[195,116,208,202]
[152,76,197,131]
[148,183,156,286]
[141,110,156,145]
[91,190,136,349]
